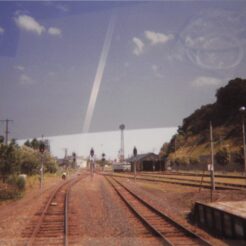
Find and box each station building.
[127,153,165,172]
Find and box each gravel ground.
[68,174,162,245]
[118,176,246,246]
[0,175,61,246]
[1,171,245,246]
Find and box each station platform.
[193,201,246,240]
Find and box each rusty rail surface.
[103,172,244,190]
[25,173,88,246]
[106,176,213,246]
[139,173,246,189]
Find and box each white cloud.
[191,76,222,87]
[0,26,4,34]
[151,64,164,79]
[15,65,25,71]
[132,37,144,56]
[144,30,173,45]
[185,36,206,49]
[20,74,34,85]
[15,15,45,35]
[48,27,62,36]
[56,4,69,12]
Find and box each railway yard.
[0,170,246,245]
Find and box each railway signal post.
[39,142,45,191]
[90,148,95,178]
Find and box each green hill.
[160,78,246,170]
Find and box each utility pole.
[133,146,137,182]
[210,121,215,201]
[0,119,13,144]
[63,148,68,159]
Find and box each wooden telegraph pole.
[210,121,215,201]
[0,119,13,144]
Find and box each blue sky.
[0,1,246,140]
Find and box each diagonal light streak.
[82,14,115,133]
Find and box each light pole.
[239,106,246,174]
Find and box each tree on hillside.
[215,148,229,166]
[181,104,215,134]
[216,78,246,120]
[179,78,246,135]
[160,143,169,158]
[234,146,244,165]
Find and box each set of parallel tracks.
[106,176,212,246]
[105,172,245,190]
[139,173,246,190]
[156,171,246,180]
[23,173,88,246]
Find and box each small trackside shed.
[127,153,164,172]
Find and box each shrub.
[215,148,229,166]
[234,147,244,165]
[6,175,26,191]
[174,157,189,167]
[190,157,199,166]
[0,190,21,200]
[45,159,58,173]
[16,176,26,190]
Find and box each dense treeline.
[181,78,246,135]
[0,138,58,182]
[160,78,246,166]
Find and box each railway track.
[23,172,87,246]
[139,173,246,189]
[157,171,246,180]
[105,172,244,190]
[106,176,212,246]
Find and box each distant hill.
[160,78,246,171]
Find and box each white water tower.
[119,124,125,162]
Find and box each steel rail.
[106,176,172,245]
[26,173,87,246]
[104,173,243,190]
[26,178,71,246]
[139,173,246,189]
[155,171,246,180]
[64,182,70,246]
[106,176,213,246]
